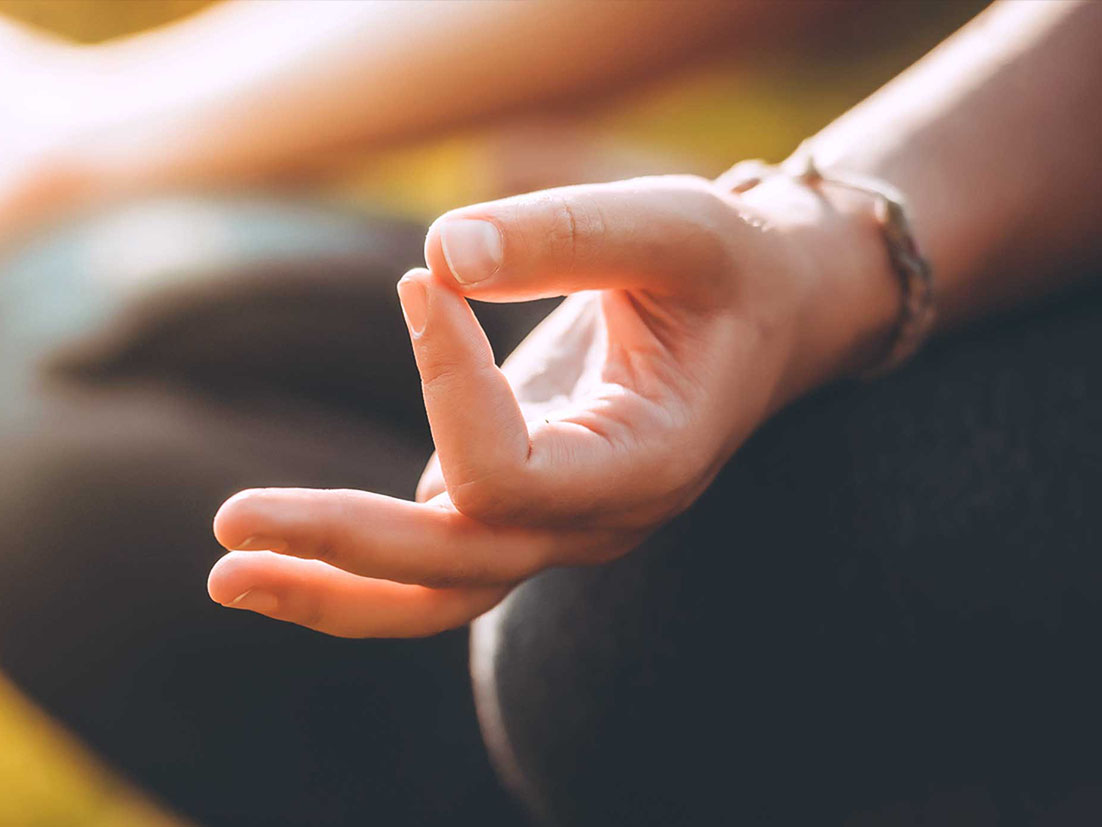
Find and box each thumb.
[424,176,740,303]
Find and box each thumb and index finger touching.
[205,179,735,633]
[402,177,736,519]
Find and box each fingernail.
[440,219,502,285]
[397,276,428,335]
[226,589,279,614]
[234,536,285,552]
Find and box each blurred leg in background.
[0,198,545,826]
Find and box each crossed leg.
[474,281,1102,826]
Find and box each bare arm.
[2,0,859,236]
[804,0,1102,341]
[54,1,802,194]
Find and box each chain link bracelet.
[719,147,936,379]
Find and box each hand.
[208,171,898,637]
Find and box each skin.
[207,0,1102,637]
[0,0,836,239]
[209,173,895,636]
[1,1,1099,636]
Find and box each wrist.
[800,183,903,382]
[734,169,901,404]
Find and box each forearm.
[61,0,762,194]
[802,0,1102,345]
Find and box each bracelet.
[719,147,936,379]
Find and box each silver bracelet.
[719,147,936,379]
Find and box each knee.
[471,290,1102,825]
[470,518,768,827]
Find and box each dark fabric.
[0,198,543,827]
[482,280,1102,827]
[2,196,1102,827]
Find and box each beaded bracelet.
[719,149,936,379]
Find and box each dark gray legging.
[1,198,1100,826]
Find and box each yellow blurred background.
[0,1,984,823]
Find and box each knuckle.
[546,195,604,271]
[419,356,498,398]
[417,355,467,390]
[547,198,580,269]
